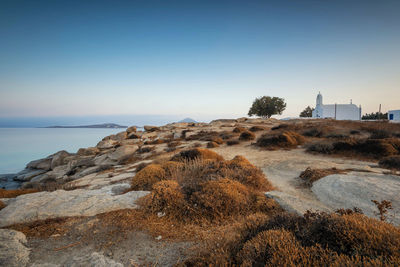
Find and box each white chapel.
[312,92,361,120]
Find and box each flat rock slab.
[0,229,30,267]
[312,172,400,225]
[0,185,149,227]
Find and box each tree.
[248,96,286,118]
[362,112,387,120]
[299,106,314,117]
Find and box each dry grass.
[227,140,240,146]
[233,126,247,133]
[249,125,265,132]
[256,131,305,149]
[0,200,5,210]
[379,155,400,170]
[299,167,348,186]
[131,164,166,190]
[207,141,219,148]
[183,211,400,266]
[171,148,224,162]
[239,130,255,141]
[0,188,38,198]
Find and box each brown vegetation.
[171,148,224,162]
[184,211,400,266]
[131,164,166,190]
[239,130,255,141]
[0,188,38,198]
[207,141,219,148]
[227,140,240,146]
[379,155,400,170]
[256,131,305,149]
[249,125,265,132]
[233,126,246,133]
[299,167,348,186]
[0,200,5,210]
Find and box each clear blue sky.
[1,0,399,123]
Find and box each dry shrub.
[160,161,184,177]
[233,126,246,133]
[141,180,186,216]
[191,178,253,219]
[227,140,240,146]
[379,155,400,170]
[299,167,348,186]
[171,148,224,162]
[239,130,255,141]
[219,131,237,140]
[370,129,392,139]
[0,200,5,210]
[140,156,279,222]
[185,211,400,266]
[0,188,38,198]
[131,164,166,190]
[137,146,155,154]
[210,137,224,144]
[207,141,219,148]
[306,142,334,154]
[249,125,265,132]
[256,131,305,149]
[303,127,327,137]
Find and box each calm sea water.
[0,128,124,174]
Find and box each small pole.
[379,104,382,120]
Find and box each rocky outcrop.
[0,184,149,227]
[0,229,30,267]
[27,157,52,171]
[144,125,160,132]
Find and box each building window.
[389,114,394,120]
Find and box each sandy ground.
[213,143,399,223]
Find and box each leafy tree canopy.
[248,96,286,118]
[362,112,387,120]
[299,106,315,117]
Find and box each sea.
[0,128,125,175]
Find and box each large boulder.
[50,150,70,169]
[77,147,99,156]
[108,145,138,161]
[14,169,46,182]
[96,139,118,149]
[0,185,149,227]
[0,229,30,267]
[26,157,52,171]
[126,126,137,134]
[144,125,160,132]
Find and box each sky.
[0,0,399,125]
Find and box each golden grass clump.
[171,148,224,162]
[239,130,256,141]
[160,161,184,177]
[131,164,166,190]
[207,141,219,148]
[233,126,246,133]
[249,125,265,132]
[0,188,38,198]
[0,200,5,210]
[299,167,348,186]
[256,131,305,149]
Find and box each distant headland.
[43,123,128,129]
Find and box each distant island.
[178,118,197,123]
[43,123,127,129]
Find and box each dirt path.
[213,144,386,215]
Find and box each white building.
[312,92,361,120]
[388,110,400,122]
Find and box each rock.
[0,185,149,227]
[77,147,99,156]
[120,139,140,146]
[27,157,52,171]
[126,126,137,133]
[71,166,107,180]
[312,172,400,225]
[127,132,141,139]
[108,145,138,161]
[50,150,71,169]
[0,229,30,267]
[142,132,158,140]
[65,252,123,267]
[144,125,160,132]
[14,169,46,182]
[96,139,118,149]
